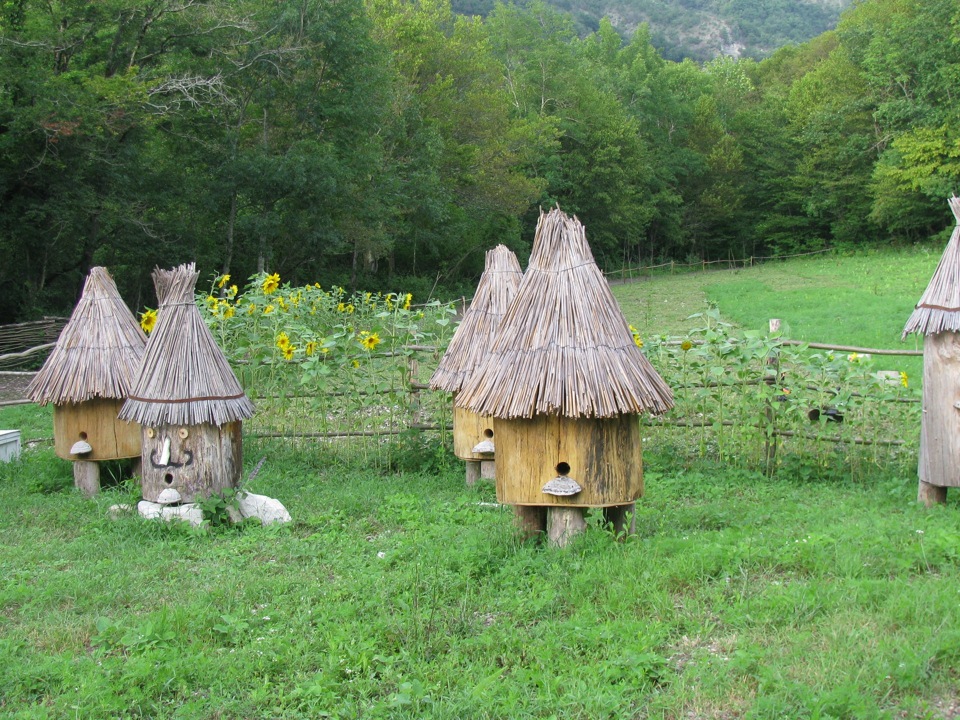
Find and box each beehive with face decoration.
[120,263,255,503]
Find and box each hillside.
[454,0,853,60]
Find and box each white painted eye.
[178,427,189,440]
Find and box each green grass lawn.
[612,246,939,378]
[1,246,959,719]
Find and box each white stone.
[137,500,203,526]
[157,488,182,505]
[237,492,292,526]
[161,503,204,526]
[138,500,163,519]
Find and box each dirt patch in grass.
[0,372,33,402]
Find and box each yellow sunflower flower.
[305,341,318,356]
[900,371,908,388]
[276,332,290,350]
[217,274,231,289]
[139,309,157,334]
[681,340,693,352]
[264,304,275,315]
[359,332,381,351]
[403,293,413,311]
[262,273,280,294]
[282,345,296,361]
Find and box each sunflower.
[681,340,693,352]
[900,371,908,388]
[282,345,296,361]
[217,274,231,289]
[305,341,318,356]
[359,332,381,351]
[264,304,276,315]
[262,273,280,295]
[140,308,158,334]
[276,332,290,350]
[403,293,413,311]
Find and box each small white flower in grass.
[916,530,924,535]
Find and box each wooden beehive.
[903,196,960,505]
[26,267,147,495]
[120,263,255,504]
[452,403,495,461]
[140,421,242,503]
[457,209,673,542]
[494,415,643,507]
[431,246,523,479]
[53,399,140,461]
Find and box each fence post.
[407,355,421,428]
[764,318,782,475]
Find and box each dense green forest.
[1,0,958,322]
[453,0,853,62]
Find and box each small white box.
[0,430,21,462]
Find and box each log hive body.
[140,421,242,503]
[53,399,140,461]
[918,332,960,489]
[494,414,643,507]
[453,403,495,461]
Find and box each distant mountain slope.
[454,0,853,61]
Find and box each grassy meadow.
[2,247,960,719]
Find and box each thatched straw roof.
[430,245,523,393]
[119,263,254,427]
[27,267,146,406]
[456,208,674,419]
[903,196,960,338]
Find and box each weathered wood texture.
[53,400,141,461]
[494,415,643,507]
[140,421,242,503]
[73,459,100,497]
[546,507,587,547]
[513,505,546,539]
[480,460,495,480]
[918,332,960,489]
[918,480,948,506]
[453,403,495,460]
[465,460,481,486]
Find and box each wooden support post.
[603,503,636,538]
[131,456,143,478]
[465,460,481,486]
[513,505,546,540]
[73,460,100,497]
[480,460,495,480]
[765,318,782,475]
[918,480,947,507]
[546,507,587,547]
[407,356,421,426]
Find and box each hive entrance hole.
[79,432,88,440]
[483,428,494,438]
[555,462,570,476]
[164,473,174,485]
